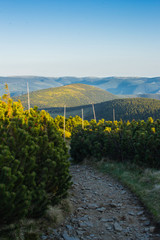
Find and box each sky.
[0,0,160,77]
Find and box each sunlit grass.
[97,160,160,221]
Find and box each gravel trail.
[42,164,160,240]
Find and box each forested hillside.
[45,98,160,121]
[14,83,119,108]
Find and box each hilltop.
[14,83,119,108]
[45,98,160,121]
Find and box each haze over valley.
[1,76,160,98]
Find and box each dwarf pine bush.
[0,98,71,224]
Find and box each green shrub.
[71,118,160,169]
[0,99,71,224]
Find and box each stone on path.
[113,222,123,232]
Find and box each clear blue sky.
[0,0,160,77]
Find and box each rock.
[140,217,148,221]
[104,223,112,230]
[79,216,89,221]
[89,234,95,237]
[109,203,117,208]
[128,211,135,216]
[108,184,113,187]
[121,190,126,194]
[71,218,79,223]
[52,229,60,238]
[137,211,144,216]
[76,230,85,235]
[150,226,155,233]
[97,207,106,212]
[87,203,99,209]
[78,222,87,227]
[144,221,150,226]
[86,221,94,227]
[62,231,80,240]
[100,218,113,222]
[144,227,149,233]
[66,225,74,231]
[78,220,93,228]
[113,222,123,232]
[41,236,48,240]
[77,207,84,211]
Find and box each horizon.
[0,0,160,77]
[1,75,160,79]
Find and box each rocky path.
[42,164,160,240]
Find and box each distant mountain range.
[14,84,120,108]
[1,76,160,97]
[44,98,160,122]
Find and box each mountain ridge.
[1,76,160,97]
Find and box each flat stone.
[137,211,144,216]
[121,190,126,194]
[77,207,84,211]
[113,222,123,232]
[76,230,85,235]
[87,203,99,209]
[128,211,135,216]
[97,207,106,212]
[89,234,95,237]
[108,184,113,187]
[79,216,89,221]
[100,218,113,222]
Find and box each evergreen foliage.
[70,118,160,169]
[0,98,71,224]
[54,115,89,138]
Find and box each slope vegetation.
[14,83,119,108]
[45,98,160,121]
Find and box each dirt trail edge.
[42,164,160,240]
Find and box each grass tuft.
[0,198,73,240]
